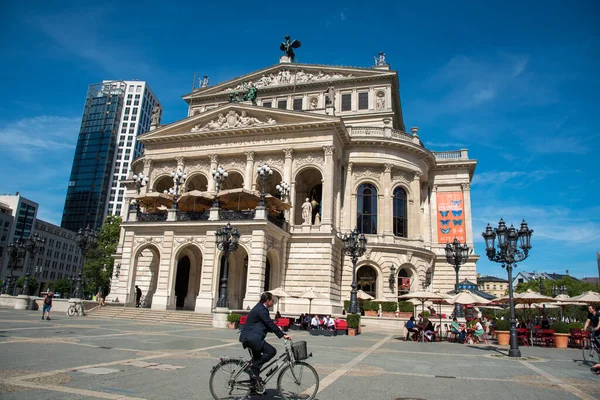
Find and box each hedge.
[342,300,413,313]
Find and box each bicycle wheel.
[209,359,252,400]
[67,306,76,317]
[582,339,599,366]
[277,361,319,400]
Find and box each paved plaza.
[0,307,598,400]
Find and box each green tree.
[514,276,597,297]
[82,215,122,298]
[51,278,73,298]
[16,276,40,296]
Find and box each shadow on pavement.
[464,345,507,355]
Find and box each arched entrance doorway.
[216,245,249,309]
[357,265,378,298]
[294,167,323,225]
[130,245,160,307]
[186,173,208,191]
[397,264,415,296]
[154,175,173,194]
[221,171,244,190]
[175,256,190,309]
[172,244,203,310]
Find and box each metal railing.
[219,210,256,220]
[176,211,209,221]
[267,214,288,230]
[137,212,168,222]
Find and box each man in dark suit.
[239,292,292,384]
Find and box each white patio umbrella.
[268,287,290,313]
[569,291,600,305]
[446,290,491,306]
[300,288,325,315]
[357,290,374,300]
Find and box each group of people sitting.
[405,314,486,343]
[295,313,338,330]
[450,317,485,343]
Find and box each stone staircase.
[88,305,213,327]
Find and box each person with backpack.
[42,290,54,320]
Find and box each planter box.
[382,312,396,318]
[496,331,510,346]
[398,312,413,318]
[554,333,569,349]
[365,311,377,317]
[228,322,238,329]
[348,328,358,336]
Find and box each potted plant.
[227,313,241,329]
[397,301,414,318]
[551,321,570,349]
[347,314,361,336]
[381,302,398,318]
[494,319,511,346]
[363,301,378,317]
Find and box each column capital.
[143,158,153,168]
[245,151,255,162]
[209,154,218,163]
[432,184,438,192]
[384,164,393,173]
[461,182,471,191]
[414,171,423,181]
[283,148,293,158]
[347,162,353,171]
[323,145,334,156]
[176,156,185,166]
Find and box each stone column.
[321,146,334,229]
[242,231,267,309]
[410,172,423,239]
[196,229,217,313]
[283,149,293,185]
[143,159,152,193]
[151,230,174,310]
[461,182,473,246]
[345,162,354,231]
[430,185,439,244]
[289,182,296,226]
[383,164,393,236]
[207,154,218,192]
[244,151,255,190]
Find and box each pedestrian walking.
[136,285,142,307]
[42,289,54,320]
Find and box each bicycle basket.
[292,341,308,361]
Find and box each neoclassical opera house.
[107,51,478,315]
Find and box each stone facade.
[106,59,478,315]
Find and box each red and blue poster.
[437,192,466,244]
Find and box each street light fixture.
[165,169,187,210]
[445,238,470,318]
[211,166,228,208]
[74,225,98,299]
[215,222,240,308]
[342,228,367,314]
[275,181,290,201]
[552,285,567,297]
[389,265,396,294]
[132,173,149,194]
[482,218,533,358]
[421,269,432,290]
[2,239,25,295]
[257,164,273,207]
[21,233,46,296]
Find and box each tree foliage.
[514,276,598,297]
[16,276,40,296]
[82,215,122,298]
[50,278,73,298]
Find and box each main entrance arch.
[216,245,249,309]
[172,244,203,310]
[130,244,160,307]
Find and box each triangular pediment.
[183,63,395,100]
[140,103,342,143]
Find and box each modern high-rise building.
[61,80,161,232]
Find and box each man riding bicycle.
[239,292,291,390]
[584,305,600,345]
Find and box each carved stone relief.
[353,166,382,180]
[221,155,246,172]
[376,91,386,111]
[191,110,276,132]
[221,70,354,93]
[185,158,210,173]
[293,151,324,167]
[255,154,284,169]
[174,236,206,249]
[134,237,164,247]
[152,161,175,177]
[391,170,411,184]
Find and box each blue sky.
[1,1,598,279]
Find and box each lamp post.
[342,228,367,314]
[421,269,432,290]
[74,225,98,299]
[537,276,544,294]
[211,166,228,208]
[445,238,470,318]
[257,164,273,207]
[2,239,25,295]
[21,233,46,296]
[483,218,533,358]
[165,169,187,210]
[215,222,240,308]
[133,173,149,194]
[276,182,290,201]
[389,265,396,294]
[552,285,567,296]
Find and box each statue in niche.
[376,94,385,111]
[324,85,335,105]
[302,198,312,225]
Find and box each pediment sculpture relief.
[190,111,276,132]
[220,70,353,93]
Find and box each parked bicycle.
[138,295,148,308]
[66,302,86,317]
[582,334,599,366]
[209,339,319,400]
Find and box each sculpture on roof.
[280,35,301,62]
[242,83,258,105]
[200,76,209,88]
[374,52,387,66]
[151,105,161,125]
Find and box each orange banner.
[437,192,466,244]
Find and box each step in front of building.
[88,306,213,327]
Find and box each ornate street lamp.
[165,169,187,210]
[21,233,46,296]
[445,238,470,318]
[552,285,567,296]
[114,263,121,279]
[74,225,98,299]
[215,222,240,308]
[132,173,149,194]
[257,164,273,207]
[421,269,432,289]
[389,265,396,294]
[211,166,228,208]
[342,228,367,314]
[2,239,25,295]
[276,181,290,201]
[483,218,533,358]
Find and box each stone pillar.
[208,154,218,192]
[430,185,439,244]
[244,151,255,190]
[345,162,354,231]
[150,230,174,310]
[289,182,296,226]
[176,156,185,172]
[242,230,267,309]
[410,172,423,239]
[196,229,217,313]
[143,159,152,193]
[462,182,473,246]
[283,149,293,185]
[321,146,334,230]
[383,164,393,236]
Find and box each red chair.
[275,318,291,332]
[570,328,584,348]
[335,320,348,335]
[239,315,247,327]
[516,328,530,346]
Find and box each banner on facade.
[437,191,466,244]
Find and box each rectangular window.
[276,100,286,109]
[262,101,272,108]
[341,94,352,111]
[358,92,369,110]
[293,98,303,111]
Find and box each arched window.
[357,183,377,234]
[393,187,407,237]
[357,265,377,298]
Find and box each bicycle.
[582,332,599,366]
[138,295,148,308]
[66,302,86,317]
[209,339,319,400]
